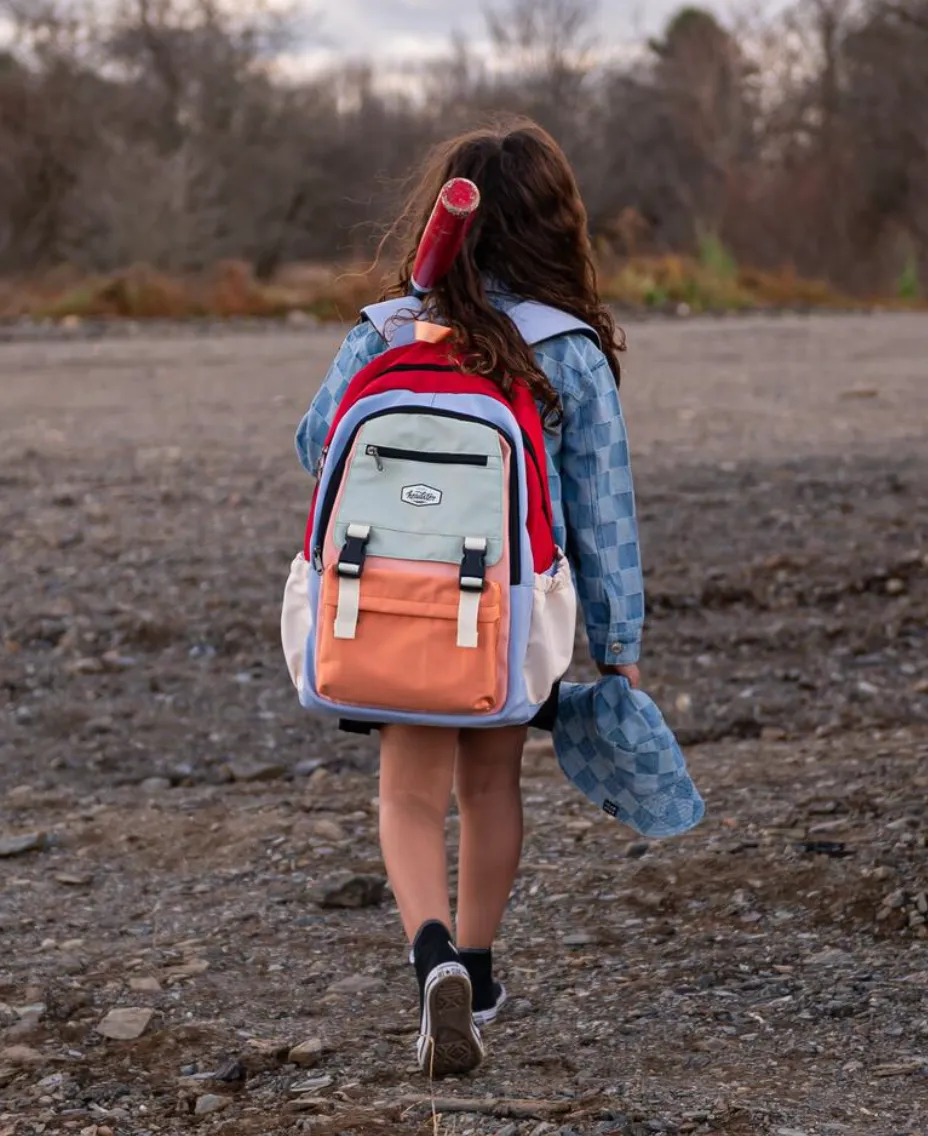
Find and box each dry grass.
[0,256,922,325]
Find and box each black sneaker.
[459,947,508,1027]
[412,922,484,1077]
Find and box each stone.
[804,948,850,966]
[163,958,210,981]
[225,760,286,783]
[562,931,596,947]
[295,759,324,777]
[36,1072,66,1091]
[288,1039,324,1068]
[55,872,93,887]
[0,832,48,857]
[882,888,907,909]
[0,1044,45,1066]
[290,1074,333,1095]
[128,977,162,994]
[326,975,386,996]
[194,1094,228,1115]
[285,1097,332,1114]
[139,777,171,794]
[308,818,346,841]
[96,1007,154,1040]
[310,874,386,909]
[212,1057,246,1084]
[624,841,650,859]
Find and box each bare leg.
[454,725,527,948]
[378,724,458,942]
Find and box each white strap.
[333,524,371,639]
[456,588,481,649]
[457,537,487,648]
[344,521,371,544]
[334,575,361,639]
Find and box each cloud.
[314,0,757,59]
[271,0,792,80]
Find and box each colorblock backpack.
[281,297,598,729]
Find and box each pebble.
[139,777,171,794]
[128,976,162,993]
[775,1129,810,1136]
[36,1072,66,1091]
[295,758,324,777]
[326,974,386,996]
[225,760,286,783]
[624,841,650,859]
[288,1039,324,1067]
[96,1007,154,1040]
[290,1074,333,1094]
[882,888,907,909]
[562,931,596,947]
[56,872,93,886]
[285,1096,332,1114]
[311,873,386,909]
[804,948,851,966]
[194,1093,228,1115]
[0,832,48,857]
[0,1044,46,1066]
[308,818,346,841]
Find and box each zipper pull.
[366,445,384,472]
[315,445,329,479]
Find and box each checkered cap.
[553,677,705,838]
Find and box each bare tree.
[0,0,924,294]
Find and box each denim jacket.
[294,305,644,666]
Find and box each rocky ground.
[1,312,926,1136]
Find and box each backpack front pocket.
[315,565,502,715]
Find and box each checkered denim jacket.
[294,306,644,667]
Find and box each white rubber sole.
[416,962,484,1077]
[472,982,508,1027]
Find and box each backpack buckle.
[460,537,488,592]
[337,523,371,578]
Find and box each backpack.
[281,297,599,729]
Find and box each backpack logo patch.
[401,484,442,508]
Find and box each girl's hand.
[596,662,641,689]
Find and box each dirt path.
[1,313,926,1136]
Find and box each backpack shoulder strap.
[504,300,601,350]
[361,296,600,350]
[360,298,424,348]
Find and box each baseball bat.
[410,177,481,298]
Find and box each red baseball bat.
[410,177,481,298]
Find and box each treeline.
[0,0,926,296]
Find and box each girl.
[294,117,644,1076]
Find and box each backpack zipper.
[366,444,489,470]
[314,408,522,584]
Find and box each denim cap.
[551,676,705,838]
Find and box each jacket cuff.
[596,636,641,667]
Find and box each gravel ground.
[1,312,926,1136]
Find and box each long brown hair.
[379,116,626,424]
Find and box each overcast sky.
[299,1,785,69]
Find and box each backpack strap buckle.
[458,538,487,650]
[337,523,371,579]
[459,537,487,592]
[334,524,371,640]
